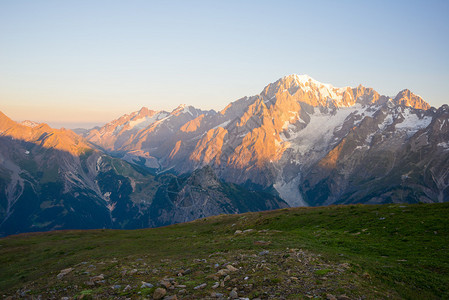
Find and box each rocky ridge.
[0,112,286,236]
[82,74,447,206]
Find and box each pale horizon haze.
[1,0,448,128]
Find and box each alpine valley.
[1,74,448,236]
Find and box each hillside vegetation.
[1,203,448,299]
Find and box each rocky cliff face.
[0,112,286,236]
[83,74,447,206]
[148,166,288,227]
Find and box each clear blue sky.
[1,0,448,128]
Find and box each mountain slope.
[83,74,447,206]
[0,112,286,236]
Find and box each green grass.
[0,202,448,299]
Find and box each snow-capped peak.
[171,104,195,116]
[282,74,337,89]
[21,120,40,128]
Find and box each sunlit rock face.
[0,110,287,236]
[83,74,448,206]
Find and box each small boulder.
[57,268,73,279]
[226,265,238,272]
[141,282,154,288]
[90,274,104,282]
[160,280,171,288]
[211,292,224,298]
[153,288,167,300]
[216,269,228,276]
[194,283,207,290]
[229,288,238,299]
[254,240,271,245]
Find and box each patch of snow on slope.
[274,175,307,207]
[282,105,363,155]
[379,114,393,131]
[395,109,432,135]
[21,120,39,128]
[437,142,449,150]
[212,120,231,130]
[128,112,166,130]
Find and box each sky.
[1,0,448,128]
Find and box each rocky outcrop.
[148,166,288,227]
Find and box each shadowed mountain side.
[0,126,287,236]
[0,135,152,236]
[301,105,449,205]
[149,166,288,227]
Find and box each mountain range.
[1,74,448,235]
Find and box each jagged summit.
[393,89,430,110]
[281,74,339,88]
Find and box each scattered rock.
[153,287,167,300]
[337,295,351,300]
[212,282,219,289]
[258,250,270,256]
[183,268,192,275]
[326,294,337,300]
[194,283,207,290]
[229,288,238,299]
[163,296,178,300]
[243,229,254,233]
[160,280,171,288]
[340,263,350,269]
[254,240,272,245]
[141,282,154,288]
[112,284,121,290]
[178,289,186,295]
[57,268,73,279]
[234,230,243,235]
[217,269,229,276]
[226,265,238,272]
[124,285,132,291]
[211,292,224,298]
[90,274,104,282]
[207,273,220,281]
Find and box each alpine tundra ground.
[1,202,448,299]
